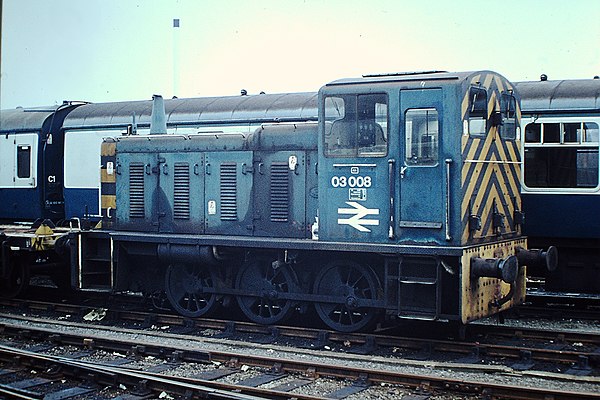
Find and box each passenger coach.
[0,103,84,296]
[516,77,600,293]
[0,103,83,222]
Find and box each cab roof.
[325,70,490,87]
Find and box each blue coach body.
[0,103,82,222]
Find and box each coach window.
[17,145,31,179]
[324,93,388,157]
[500,92,517,139]
[468,86,487,136]
[524,121,599,188]
[563,123,581,143]
[543,123,560,143]
[525,123,541,143]
[405,108,439,166]
[583,122,599,142]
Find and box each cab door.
[399,89,445,240]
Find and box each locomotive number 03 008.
[330,175,372,188]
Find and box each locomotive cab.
[318,78,448,244]
[315,71,538,324]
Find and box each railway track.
[20,282,600,324]
[519,288,600,321]
[0,343,276,400]
[0,316,599,400]
[1,297,599,375]
[0,297,599,398]
[0,346,348,400]
[514,304,600,321]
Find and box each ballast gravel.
[0,314,598,399]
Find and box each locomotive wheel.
[313,260,379,332]
[165,263,218,318]
[235,258,298,325]
[1,259,30,298]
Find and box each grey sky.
[2,0,599,108]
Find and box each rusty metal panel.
[460,238,527,323]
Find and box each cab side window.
[500,92,517,139]
[324,94,388,157]
[468,87,487,136]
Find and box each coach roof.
[516,79,600,113]
[0,105,61,133]
[63,92,318,129]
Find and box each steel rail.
[0,321,598,400]
[0,343,313,400]
[3,297,600,346]
[1,298,599,367]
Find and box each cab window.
[405,108,439,166]
[500,92,517,139]
[468,86,487,136]
[324,94,388,157]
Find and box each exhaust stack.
[149,94,167,134]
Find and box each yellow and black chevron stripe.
[100,140,117,227]
[460,72,522,245]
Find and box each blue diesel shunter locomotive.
[516,77,600,293]
[68,71,550,332]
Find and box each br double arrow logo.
[337,201,380,232]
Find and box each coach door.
[399,89,445,239]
